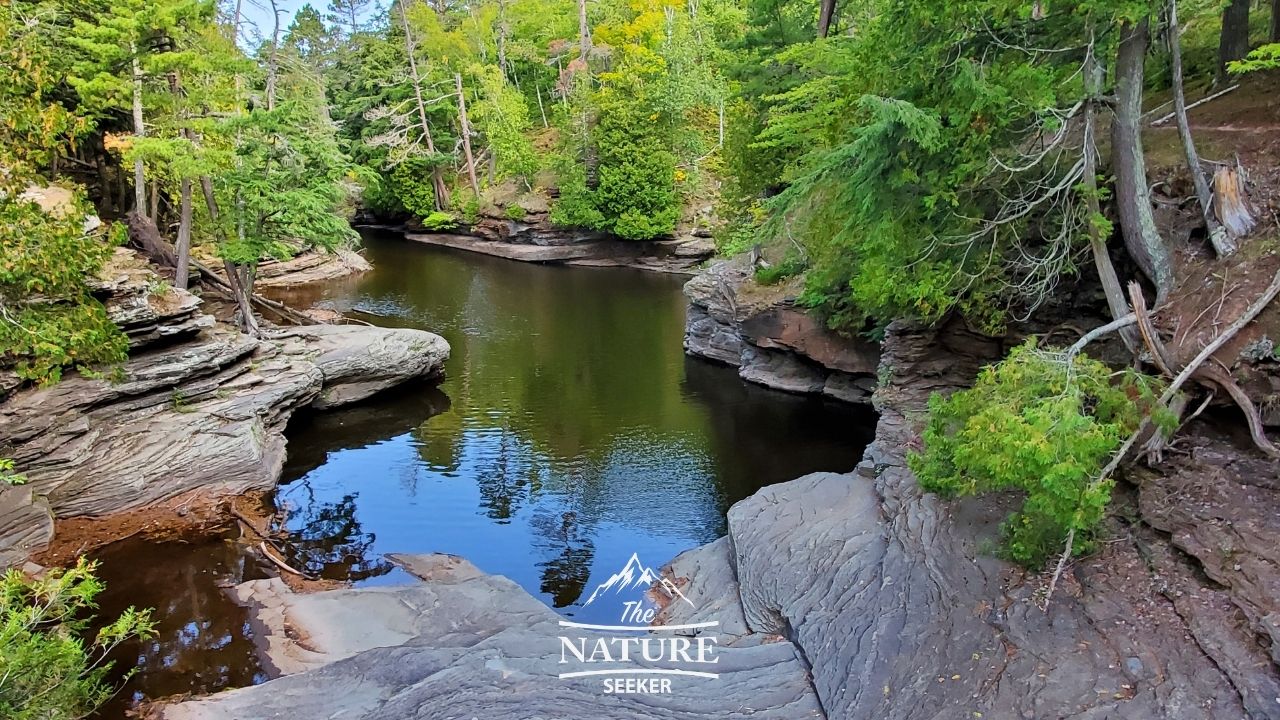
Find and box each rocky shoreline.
[155,305,1280,720]
[370,194,717,274]
[0,248,448,566]
[683,257,881,403]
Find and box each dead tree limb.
[1066,313,1137,361]
[1166,0,1235,256]
[191,259,318,327]
[1194,364,1280,457]
[1150,84,1238,126]
[1129,281,1176,376]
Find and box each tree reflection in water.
[530,509,596,607]
[276,488,394,581]
[88,538,270,719]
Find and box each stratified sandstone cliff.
[660,318,1280,719]
[684,258,880,402]
[0,249,448,566]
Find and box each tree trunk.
[1216,0,1250,84]
[1214,165,1257,237]
[1083,34,1138,353]
[127,210,177,268]
[578,0,591,61]
[455,73,480,196]
[348,4,358,36]
[225,261,261,337]
[130,44,146,214]
[497,0,509,76]
[817,0,836,38]
[95,153,115,216]
[1272,0,1279,43]
[398,2,450,210]
[1169,0,1234,256]
[266,0,281,110]
[200,176,260,336]
[175,178,193,290]
[1112,18,1175,302]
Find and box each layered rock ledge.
[659,318,1280,719]
[684,258,880,402]
[197,246,373,288]
[387,191,716,274]
[0,250,448,566]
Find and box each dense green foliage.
[0,560,155,720]
[0,192,128,384]
[1229,43,1280,73]
[0,2,128,384]
[909,343,1163,565]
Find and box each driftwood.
[258,541,316,580]
[228,506,317,580]
[191,259,319,327]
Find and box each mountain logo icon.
[582,552,695,608]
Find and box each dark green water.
[90,230,876,715]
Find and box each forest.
[3,0,1280,715]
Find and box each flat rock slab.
[163,555,823,720]
[403,232,712,274]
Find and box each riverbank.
[365,191,716,274]
[399,230,715,274]
[159,312,1280,720]
[0,247,449,566]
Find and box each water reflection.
[272,232,877,623]
[89,538,270,719]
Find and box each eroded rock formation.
[161,554,824,720]
[684,258,880,402]
[160,317,1280,720]
[659,318,1280,719]
[0,250,448,566]
[395,194,716,273]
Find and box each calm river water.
[90,230,875,716]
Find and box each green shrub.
[754,253,807,285]
[0,559,155,720]
[504,204,528,221]
[419,211,458,231]
[0,458,24,486]
[0,190,129,385]
[909,341,1161,566]
[1229,43,1280,75]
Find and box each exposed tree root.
[1194,364,1280,458]
[1045,267,1280,611]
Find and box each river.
[89,229,876,717]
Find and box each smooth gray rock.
[162,554,823,720]
[268,324,449,409]
[0,487,52,567]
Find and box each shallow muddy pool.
[91,230,876,717]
